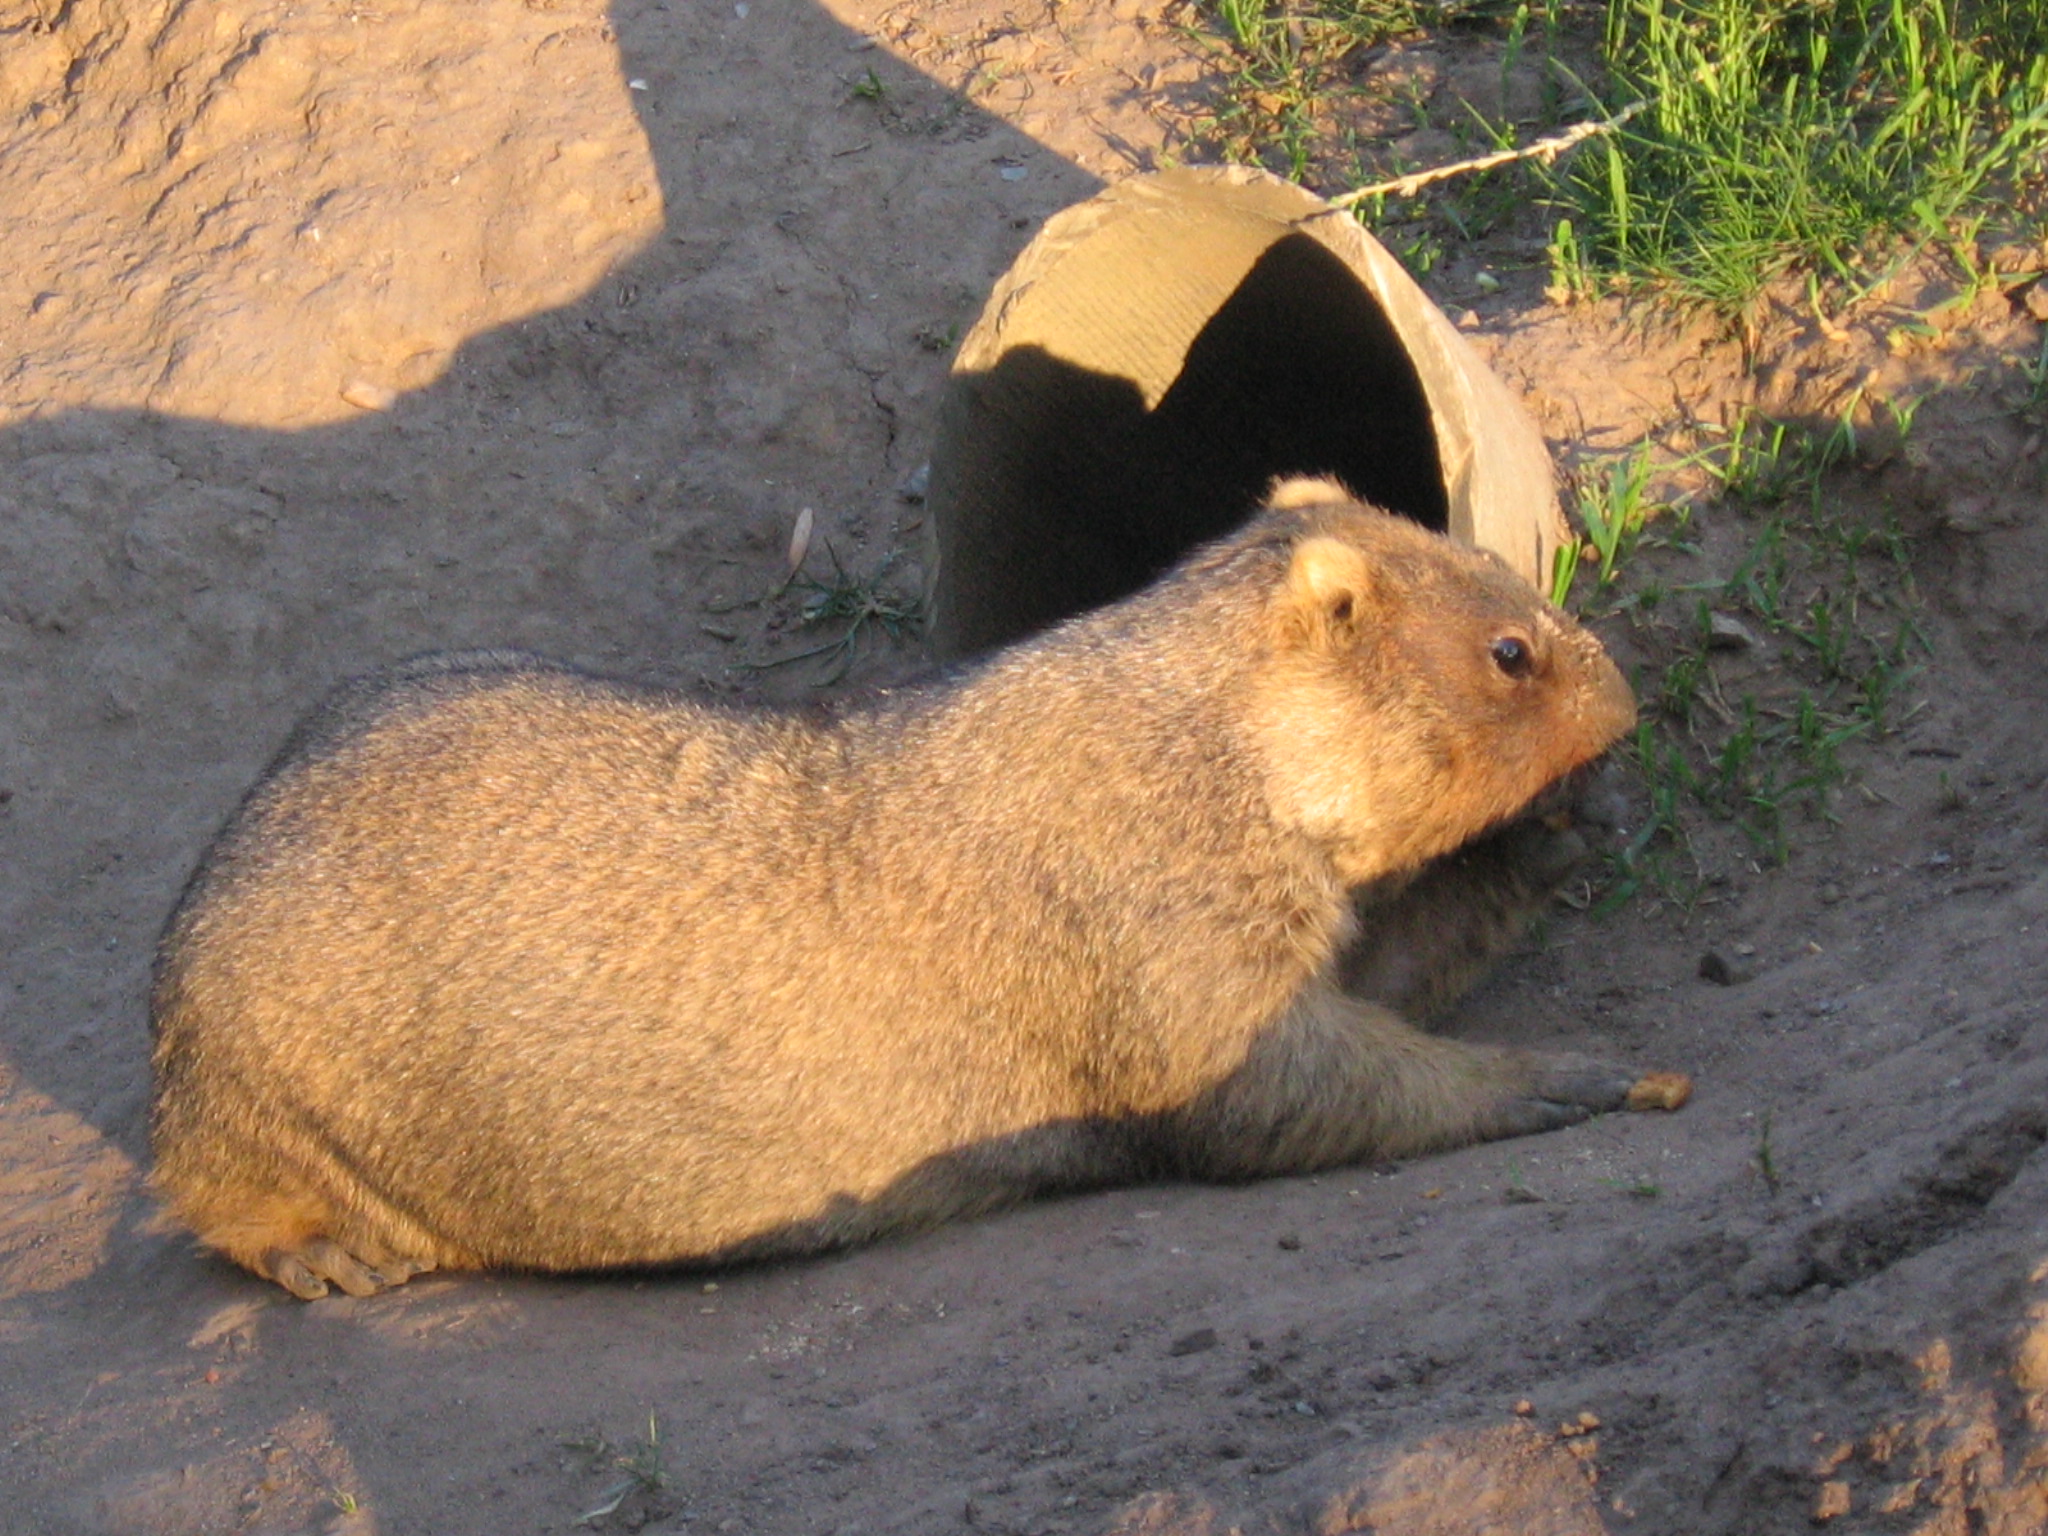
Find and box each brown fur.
[150,486,1648,1299]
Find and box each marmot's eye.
[1491,635,1534,678]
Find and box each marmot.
[151,482,1670,1300]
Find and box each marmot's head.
[1244,480,1634,886]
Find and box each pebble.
[340,379,398,412]
[1706,612,1759,650]
[1813,1479,1852,1521]
[1698,949,1753,986]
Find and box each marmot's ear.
[1279,535,1379,647]
[1264,475,1356,512]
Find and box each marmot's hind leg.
[260,1237,433,1300]
[165,1179,441,1300]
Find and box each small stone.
[1698,950,1747,985]
[1813,1479,1852,1521]
[1811,1441,1855,1474]
[2014,1320,2048,1392]
[1168,1327,1219,1357]
[1707,612,1759,650]
[1940,493,2002,534]
[1513,1399,1534,1416]
[340,379,398,412]
[1875,1479,1921,1514]
[1276,1233,1302,1251]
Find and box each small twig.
[1320,98,1650,210]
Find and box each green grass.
[1755,1109,1782,1195]
[2019,328,2048,414]
[1568,403,1928,905]
[1191,0,1529,183]
[1554,0,2048,315]
[569,1414,670,1526]
[1198,0,2048,315]
[752,543,925,685]
[1604,1175,1663,1199]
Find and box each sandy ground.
[5,0,2048,1531]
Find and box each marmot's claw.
[259,1237,420,1300]
[260,1248,332,1301]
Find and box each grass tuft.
[1200,0,2048,313]
[1542,0,2048,313]
[754,544,925,685]
[569,1414,670,1526]
[1569,399,1928,903]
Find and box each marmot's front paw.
[1527,757,1631,836]
[1494,817,1591,890]
[1476,1052,1637,1140]
[1476,1054,1693,1142]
